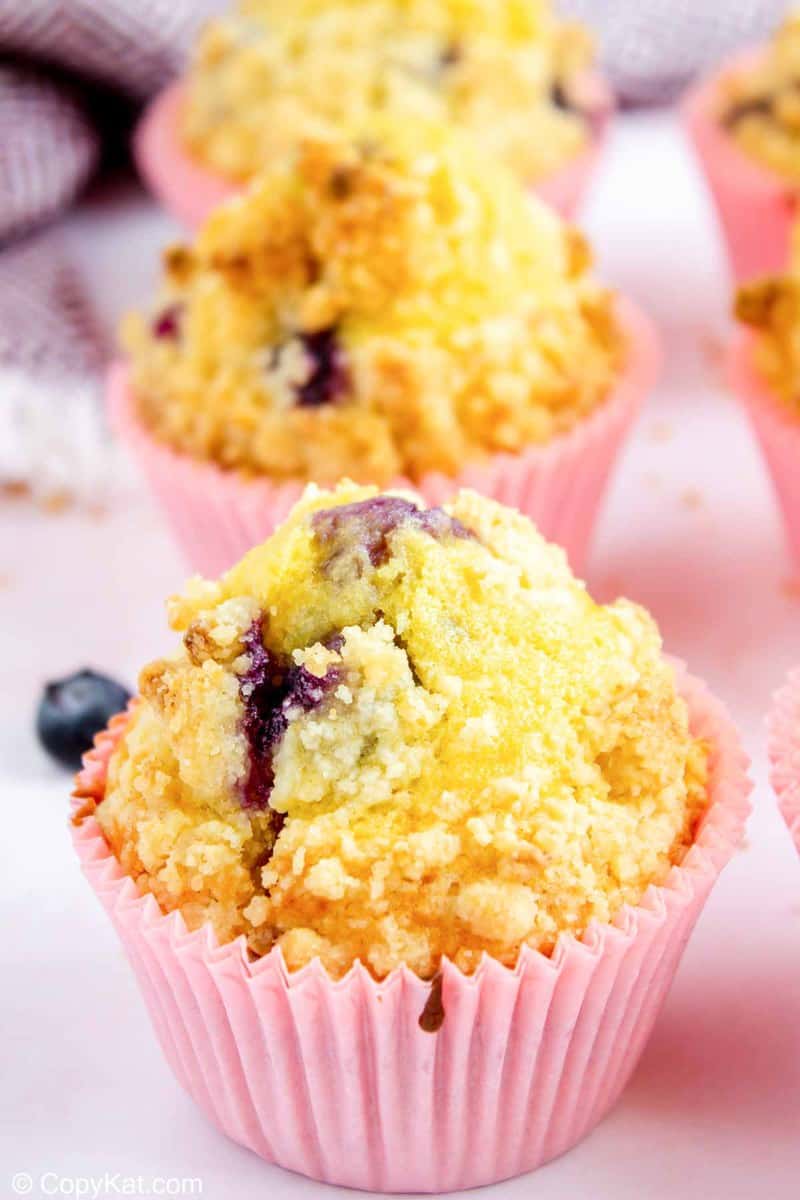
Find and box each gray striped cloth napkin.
[0,0,219,504]
[562,0,789,104]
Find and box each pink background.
[2,106,800,1194]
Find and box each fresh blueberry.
[295,328,348,407]
[36,670,131,769]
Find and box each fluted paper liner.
[109,297,657,577]
[728,332,800,564]
[71,667,750,1192]
[134,77,613,228]
[682,48,798,283]
[768,668,800,856]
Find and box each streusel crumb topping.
[96,484,707,980]
[735,221,800,407]
[721,11,800,183]
[123,119,622,486]
[183,0,596,185]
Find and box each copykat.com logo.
[11,1173,203,1198]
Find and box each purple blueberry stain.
[295,327,348,408]
[238,620,342,813]
[312,496,475,576]
[151,303,183,341]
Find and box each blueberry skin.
[36,670,131,770]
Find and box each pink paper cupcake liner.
[134,77,613,229]
[70,665,750,1192]
[767,667,800,856]
[682,48,798,284]
[109,296,657,578]
[727,331,800,564]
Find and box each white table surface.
[2,108,800,1199]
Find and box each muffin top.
[91,484,707,980]
[182,0,598,186]
[735,227,800,405]
[721,12,800,182]
[123,120,622,486]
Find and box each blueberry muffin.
[735,232,800,403]
[122,120,622,487]
[182,0,599,188]
[87,483,708,980]
[721,12,800,183]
